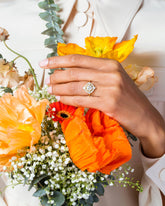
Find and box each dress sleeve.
[139,149,165,206]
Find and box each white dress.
[0,0,164,206]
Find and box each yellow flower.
[0,86,49,170]
[57,35,138,62]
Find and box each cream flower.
[0,59,20,88]
[124,64,157,90]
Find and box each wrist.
[139,107,165,158]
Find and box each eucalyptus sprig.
[38,0,64,74]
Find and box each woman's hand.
[40,54,165,158]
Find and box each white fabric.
[0,0,165,206]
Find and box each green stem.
[3,41,40,91]
[11,55,21,62]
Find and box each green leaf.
[92,194,99,203]
[86,195,93,204]
[33,188,47,197]
[108,175,115,180]
[94,183,104,196]
[38,1,49,10]
[40,195,51,206]
[0,54,3,59]
[38,2,60,11]
[39,12,51,21]
[3,87,13,94]
[51,191,65,206]
[45,37,57,46]
[42,28,55,36]
[28,174,48,191]
[129,133,137,141]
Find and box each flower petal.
[57,43,86,56]
[85,36,118,57]
[86,109,132,174]
[112,35,138,62]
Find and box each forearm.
[138,105,165,158]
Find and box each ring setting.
[83,82,96,95]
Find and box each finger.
[48,81,102,97]
[60,95,102,109]
[39,54,116,71]
[49,68,106,84]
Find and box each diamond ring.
[83,82,96,96]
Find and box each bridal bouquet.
[0,2,157,205]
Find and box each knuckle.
[111,60,121,70]
[69,54,81,65]
[112,71,123,88]
[106,99,117,117]
[107,60,121,72]
[67,68,78,81]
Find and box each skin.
[40,54,165,158]
[40,54,165,204]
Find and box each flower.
[0,27,9,41]
[124,64,158,90]
[57,35,138,62]
[19,72,35,91]
[47,102,77,123]
[0,86,48,170]
[0,59,20,88]
[49,102,132,174]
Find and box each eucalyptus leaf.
[28,174,48,191]
[92,194,99,203]
[39,12,51,21]
[40,195,51,206]
[45,37,57,46]
[94,183,104,196]
[38,1,59,10]
[42,28,55,36]
[33,188,47,197]
[79,199,86,205]
[51,191,65,206]
[86,195,93,204]
[38,1,48,10]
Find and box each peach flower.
[0,86,49,170]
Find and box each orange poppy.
[57,35,138,62]
[50,102,132,174]
[0,86,49,170]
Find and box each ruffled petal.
[86,109,132,174]
[62,108,100,172]
[112,35,138,62]
[57,43,86,56]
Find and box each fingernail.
[45,77,50,85]
[39,59,48,67]
[48,86,52,93]
[55,96,60,101]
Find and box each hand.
[40,54,165,158]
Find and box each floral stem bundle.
[0,1,157,205]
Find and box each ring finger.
[48,81,102,97]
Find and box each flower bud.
[0,27,9,41]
